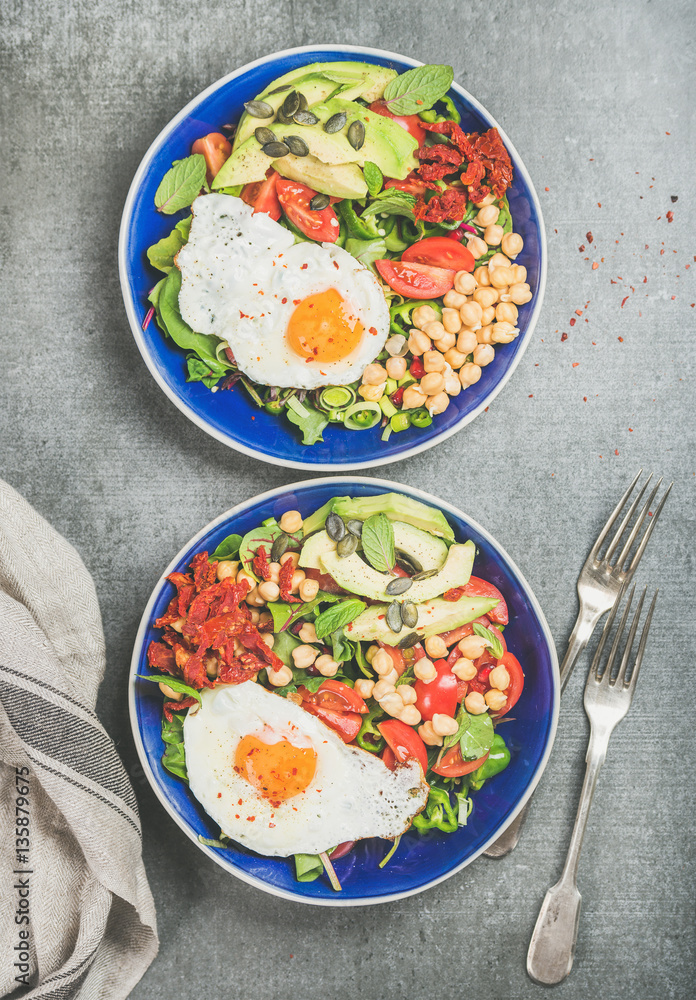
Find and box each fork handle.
[559,606,604,693]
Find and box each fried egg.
[183,681,428,857]
[176,194,390,389]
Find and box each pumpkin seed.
[293,109,320,126]
[346,519,363,537]
[396,552,423,574]
[398,630,421,649]
[244,100,274,118]
[386,601,403,633]
[283,135,309,157]
[270,533,289,563]
[262,141,290,158]
[282,90,300,117]
[400,601,419,629]
[347,120,365,150]
[254,126,276,145]
[309,192,330,210]
[411,567,439,581]
[297,93,308,111]
[337,533,358,558]
[267,84,291,95]
[275,107,295,124]
[385,576,413,596]
[326,512,346,542]
[324,111,347,134]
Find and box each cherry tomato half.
[491,651,524,717]
[378,719,429,776]
[299,700,362,743]
[375,259,455,299]
[431,746,489,778]
[276,178,340,242]
[308,679,368,715]
[414,658,458,722]
[384,174,432,196]
[462,577,509,624]
[303,567,346,595]
[368,100,426,144]
[402,237,475,272]
[192,132,232,185]
[241,169,282,221]
[376,641,406,677]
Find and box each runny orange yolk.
[286,288,363,363]
[234,734,317,803]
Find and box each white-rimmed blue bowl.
[119,46,547,471]
[129,477,559,905]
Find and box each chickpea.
[354,678,375,699]
[459,362,482,387]
[358,383,385,402]
[402,384,428,409]
[245,586,266,607]
[399,705,422,727]
[268,665,293,687]
[473,192,496,207]
[382,667,399,687]
[485,689,508,711]
[414,657,437,682]
[362,362,388,386]
[511,264,527,284]
[292,644,318,669]
[501,232,524,258]
[422,320,446,342]
[423,350,447,373]
[466,236,487,260]
[490,266,514,289]
[171,616,185,633]
[298,577,320,602]
[488,252,511,269]
[365,644,379,664]
[379,692,404,718]
[247,609,260,625]
[465,691,488,715]
[489,665,511,691]
[426,391,450,416]
[492,322,519,345]
[397,684,418,706]
[459,300,483,327]
[444,347,467,369]
[267,561,281,584]
[473,343,496,367]
[373,679,396,701]
[495,301,518,324]
[452,656,477,681]
[456,329,478,355]
[434,331,457,353]
[441,307,463,335]
[411,304,438,328]
[372,648,394,676]
[159,682,183,702]
[216,559,238,581]
[386,355,407,380]
[286,691,303,706]
[419,720,444,747]
[205,655,219,680]
[473,286,498,308]
[477,325,496,345]
[509,282,533,305]
[236,570,256,591]
[432,713,460,737]
[258,611,273,629]
[279,551,299,569]
[174,646,191,670]
[420,372,446,396]
[444,373,462,396]
[258,580,280,602]
[290,569,305,593]
[261,632,276,649]
[480,305,496,326]
[454,270,477,295]
[408,329,431,355]
[385,333,408,356]
[315,654,339,677]
[298,621,318,643]
[425,635,448,659]
[443,288,468,309]
[458,634,489,659]
[279,509,302,534]
[484,223,504,246]
[476,204,499,227]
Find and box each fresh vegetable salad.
[144,60,535,447]
[142,492,525,890]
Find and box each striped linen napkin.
[0,479,157,998]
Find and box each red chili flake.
[301,263,308,269]
[528,394,534,398]
[583,396,588,402]
[618,336,624,342]
[575,309,583,316]
[671,195,678,203]
[615,449,619,456]
[246,816,256,822]
[572,362,579,367]
[592,262,599,270]
[629,427,633,432]
[293,299,301,305]
[597,202,601,207]
[561,332,568,342]
[217,792,222,798]
[666,211,674,223]
[666,131,671,135]
[545,186,549,191]
[570,318,576,327]
[333,261,339,269]
[579,244,586,252]
[586,231,594,243]
[643,277,647,283]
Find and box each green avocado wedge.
[344,594,500,645]
[274,154,368,199]
[299,521,448,573]
[302,493,455,541]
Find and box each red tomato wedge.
[192,132,232,185]
[461,577,509,624]
[241,169,281,221]
[303,567,345,595]
[368,100,426,144]
[384,175,432,196]
[491,651,524,717]
[375,259,455,299]
[432,746,489,778]
[376,641,406,677]
[378,719,429,776]
[300,701,362,743]
[307,679,368,715]
[276,178,340,242]
[414,658,458,722]
[402,237,475,272]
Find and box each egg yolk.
[234,734,317,804]
[286,288,363,363]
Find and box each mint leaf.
[444,707,494,760]
[363,161,384,197]
[285,396,329,446]
[473,622,504,660]
[361,513,395,573]
[362,189,416,221]
[314,599,367,640]
[344,237,387,272]
[209,533,242,561]
[383,64,454,116]
[138,674,202,705]
[155,154,207,214]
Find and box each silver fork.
[484,470,671,858]
[526,585,658,985]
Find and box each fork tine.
[625,482,673,577]
[613,477,662,570]
[615,587,647,686]
[587,469,643,562]
[603,473,652,566]
[588,582,632,683]
[599,585,636,686]
[626,589,659,691]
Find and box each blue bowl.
[129,477,559,905]
[119,45,547,471]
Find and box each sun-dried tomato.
[160,627,181,648]
[163,695,198,723]
[239,629,286,672]
[279,558,301,603]
[182,589,219,642]
[217,659,258,684]
[190,551,217,592]
[147,640,177,675]
[155,596,180,628]
[421,120,476,158]
[418,122,512,202]
[414,187,468,223]
[443,586,467,602]
[253,545,272,581]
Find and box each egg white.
[183,681,429,857]
[176,194,390,390]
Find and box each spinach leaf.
[363,161,384,197]
[362,189,416,221]
[209,533,242,561]
[155,154,207,214]
[472,622,504,660]
[146,215,192,272]
[383,64,454,116]
[161,712,188,781]
[295,854,324,882]
[344,237,387,272]
[361,513,395,573]
[238,524,301,578]
[272,630,301,667]
[445,707,494,760]
[186,355,224,387]
[314,599,367,640]
[138,674,202,705]
[285,395,329,446]
[158,268,230,369]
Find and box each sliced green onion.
[390,412,411,433]
[285,394,310,419]
[381,424,393,442]
[343,401,381,430]
[384,377,398,395]
[319,385,356,411]
[262,517,277,527]
[379,395,397,419]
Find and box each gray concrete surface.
[1,0,694,997]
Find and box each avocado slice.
[319,541,475,602]
[234,76,340,150]
[345,595,500,646]
[299,521,448,572]
[298,530,337,570]
[302,493,455,541]
[275,154,368,199]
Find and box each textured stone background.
[1,0,694,997]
